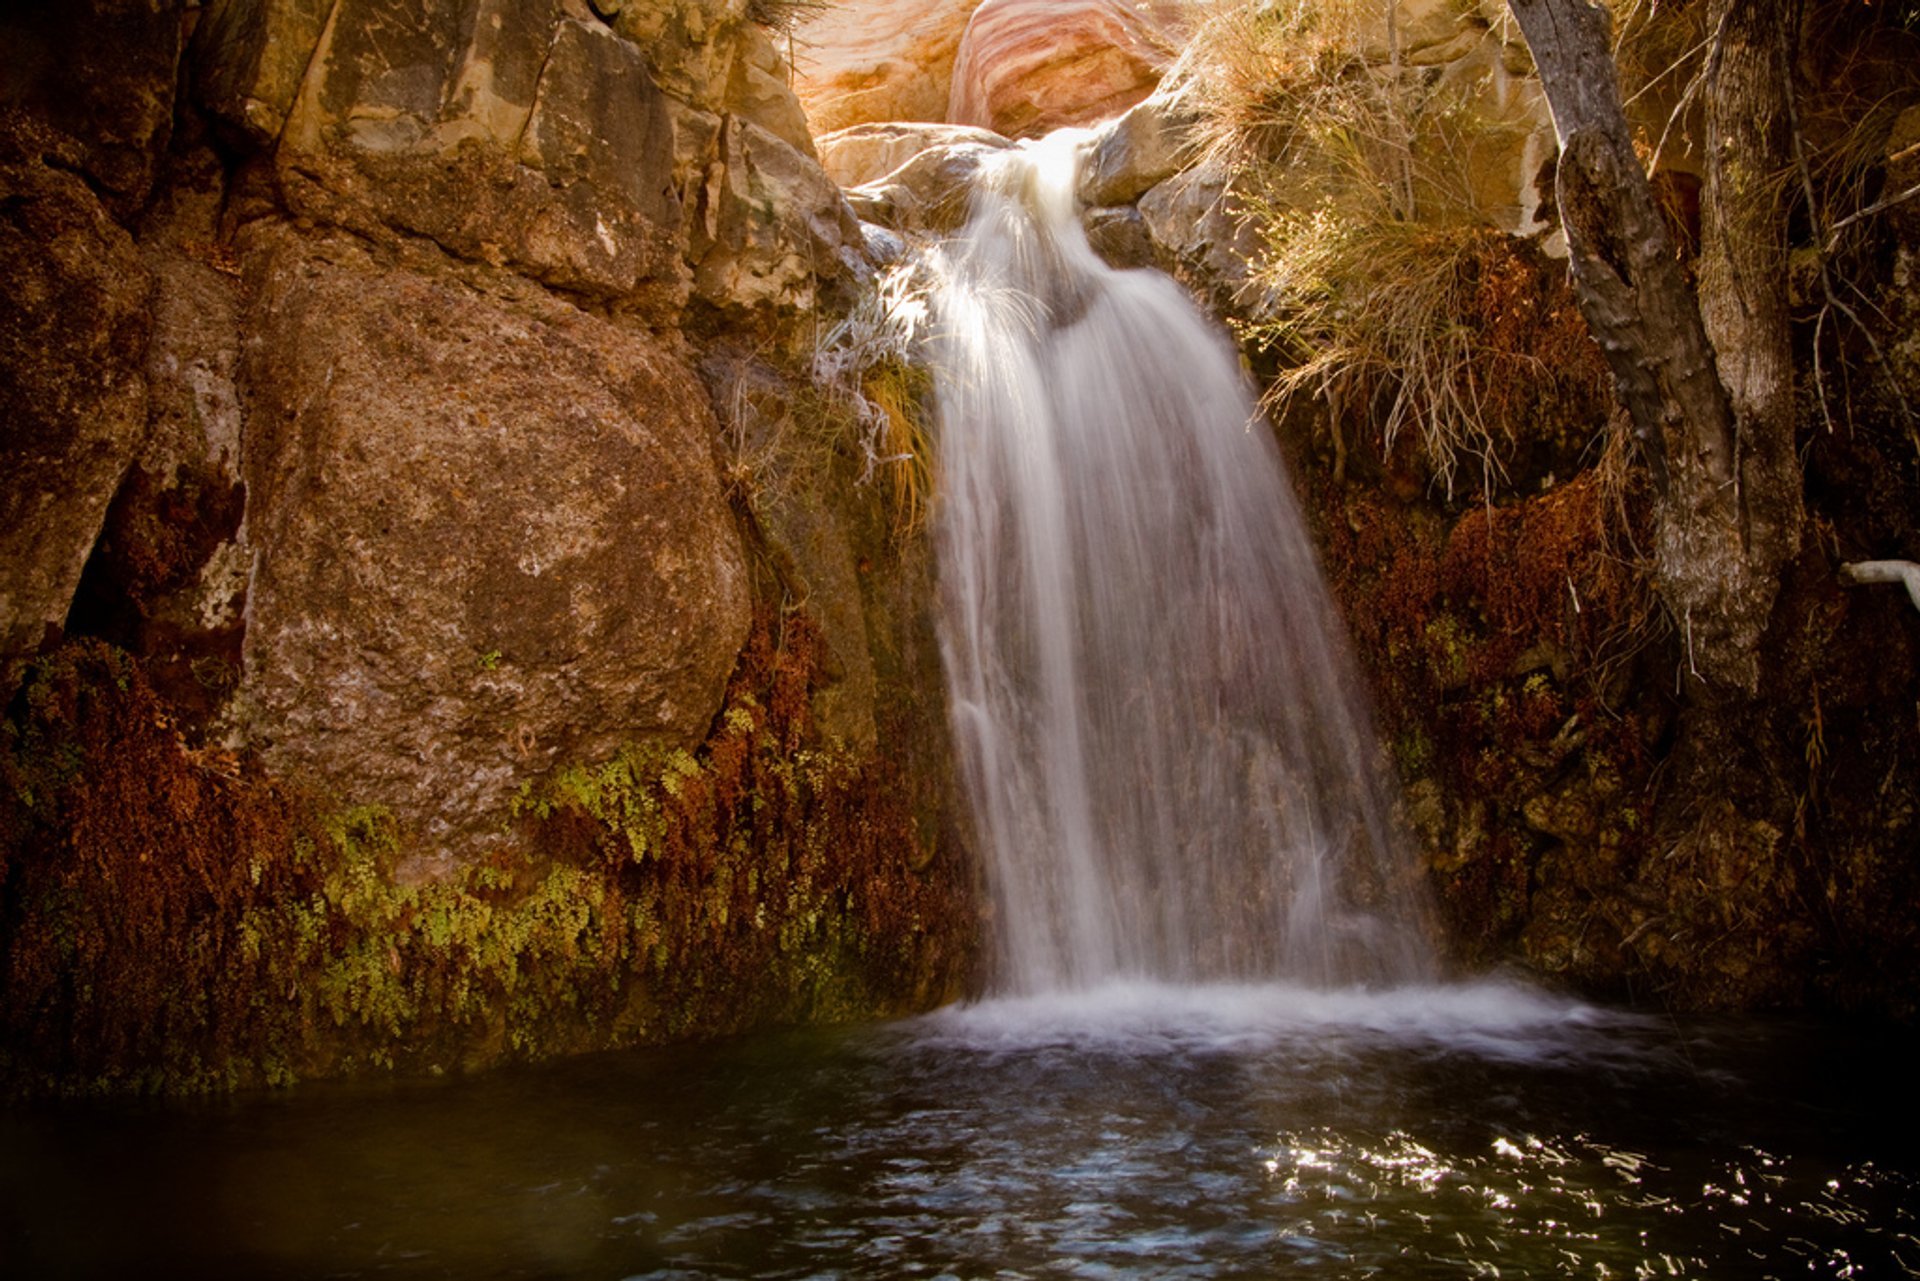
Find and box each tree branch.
[1841,560,1920,614]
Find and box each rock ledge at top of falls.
[819,122,1015,233]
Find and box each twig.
[1824,179,1920,251]
[1784,51,1918,442]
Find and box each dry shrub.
[1184,0,1615,495]
[812,263,940,536]
[1240,216,1614,497]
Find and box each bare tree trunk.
[1507,0,1800,695]
[1697,0,1804,673]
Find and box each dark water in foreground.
[3,981,1915,1279]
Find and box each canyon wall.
[0,0,977,1094]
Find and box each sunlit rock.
[193,0,847,319]
[1135,153,1262,293]
[790,0,986,134]
[840,130,1015,233]
[1077,83,1200,208]
[818,120,1013,189]
[947,0,1191,139]
[689,117,870,312]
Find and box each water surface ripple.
[5,982,1914,1279]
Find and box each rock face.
[791,0,985,135]
[193,0,865,317]
[0,1,181,218]
[0,119,152,686]
[947,0,1190,138]
[0,0,870,759]
[237,228,750,864]
[0,0,983,1092]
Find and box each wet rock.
[0,119,153,690]
[1076,85,1200,209]
[947,0,1189,138]
[1136,154,1263,295]
[791,0,985,134]
[236,228,751,865]
[1521,769,1619,856]
[1082,205,1162,271]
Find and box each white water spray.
[926,131,1433,994]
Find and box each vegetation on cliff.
[0,609,976,1097]
[1181,0,1920,1012]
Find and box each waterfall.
[926,131,1434,994]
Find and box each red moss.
[0,608,979,1096]
[0,642,321,1090]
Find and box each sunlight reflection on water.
[2,986,1915,1279]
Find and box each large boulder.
[236,228,751,868]
[0,119,153,689]
[790,0,985,134]
[947,0,1190,139]
[1076,83,1200,208]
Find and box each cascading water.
[927,131,1433,994]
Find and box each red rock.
[947,0,1190,139]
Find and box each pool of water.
[4,980,1916,1278]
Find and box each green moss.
[0,619,979,1098]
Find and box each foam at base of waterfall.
[904,979,1666,1067]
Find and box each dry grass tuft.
[1182,0,1579,495]
[812,263,940,535]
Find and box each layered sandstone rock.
[791,0,985,135]
[947,0,1191,138]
